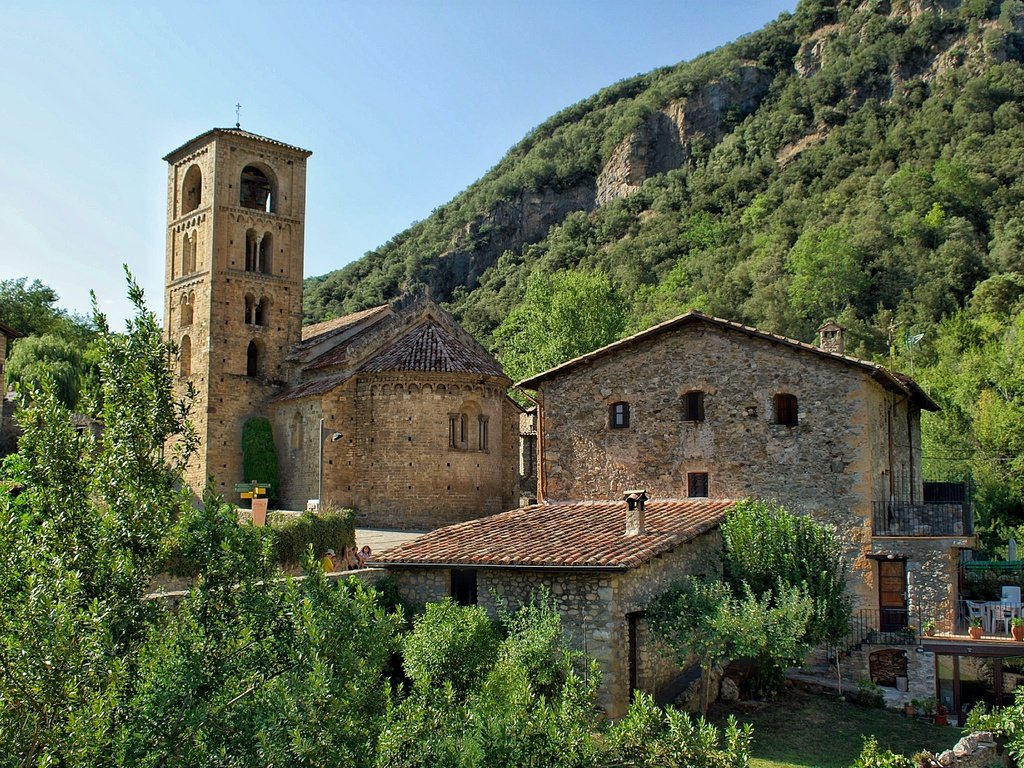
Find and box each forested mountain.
[305,0,1024,548]
[306,0,1022,350]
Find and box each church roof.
[163,128,312,162]
[376,498,733,570]
[299,305,389,346]
[358,321,505,377]
[268,373,352,404]
[517,310,939,411]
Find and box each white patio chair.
[991,602,1015,635]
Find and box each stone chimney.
[623,489,649,536]
[818,319,844,355]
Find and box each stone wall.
[386,529,721,717]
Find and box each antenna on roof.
[235,102,242,129]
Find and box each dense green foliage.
[269,508,355,567]
[0,277,753,767]
[648,577,813,713]
[721,498,851,646]
[0,277,98,413]
[241,416,279,502]
[650,499,850,707]
[964,687,1024,762]
[493,268,626,382]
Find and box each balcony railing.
[871,501,974,537]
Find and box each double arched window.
[179,292,194,327]
[243,294,270,326]
[244,229,273,274]
[448,401,488,451]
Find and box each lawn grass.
[709,688,955,768]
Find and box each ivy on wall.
[241,417,279,504]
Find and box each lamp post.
[317,417,342,511]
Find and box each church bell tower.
[162,128,312,496]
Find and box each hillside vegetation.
[305,0,1024,549]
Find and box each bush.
[270,508,355,567]
[851,736,915,768]
[848,678,886,709]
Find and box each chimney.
[623,489,648,536]
[818,319,844,355]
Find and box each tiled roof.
[376,498,733,569]
[0,322,24,339]
[516,311,939,411]
[163,128,311,162]
[268,373,352,404]
[300,305,389,346]
[359,321,505,377]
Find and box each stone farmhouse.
[162,128,517,528]
[380,311,994,717]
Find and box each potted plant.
[1012,617,1024,642]
[969,616,984,640]
[934,703,948,726]
[905,698,919,717]
[923,620,936,637]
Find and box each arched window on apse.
[179,335,192,377]
[181,164,202,215]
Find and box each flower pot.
[904,704,916,717]
[969,626,984,640]
[1012,625,1024,642]
[934,712,948,726]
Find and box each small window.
[244,294,255,325]
[448,413,458,448]
[610,401,630,429]
[179,293,193,327]
[688,472,709,498]
[451,569,478,606]
[181,164,202,215]
[682,390,705,422]
[775,393,798,426]
[246,340,259,377]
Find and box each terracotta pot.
[1012,625,1024,642]
[969,626,984,640]
[934,713,948,726]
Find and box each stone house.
[377,496,732,717]
[383,309,982,713]
[513,310,979,704]
[162,127,517,527]
[0,322,25,454]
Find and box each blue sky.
[0,1,795,327]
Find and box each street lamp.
[316,417,342,511]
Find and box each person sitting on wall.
[320,549,336,572]
[341,544,359,571]
[357,545,372,567]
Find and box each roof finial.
[235,102,242,129]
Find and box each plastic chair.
[992,603,1015,635]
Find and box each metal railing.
[871,501,973,537]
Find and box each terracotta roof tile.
[359,321,505,377]
[269,373,352,404]
[376,498,734,569]
[299,305,389,345]
[164,128,311,162]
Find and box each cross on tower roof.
[235,102,241,129]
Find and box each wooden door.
[878,560,907,631]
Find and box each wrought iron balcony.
[872,501,974,537]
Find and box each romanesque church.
[163,128,518,528]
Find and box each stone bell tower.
[162,128,312,496]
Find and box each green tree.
[647,577,812,715]
[494,269,626,383]
[5,333,84,409]
[786,226,868,323]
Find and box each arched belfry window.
[179,335,192,377]
[256,297,269,326]
[244,294,256,325]
[240,165,274,212]
[180,292,193,326]
[181,164,202,215]
[259,232,273,274]
[246,340,259,377]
